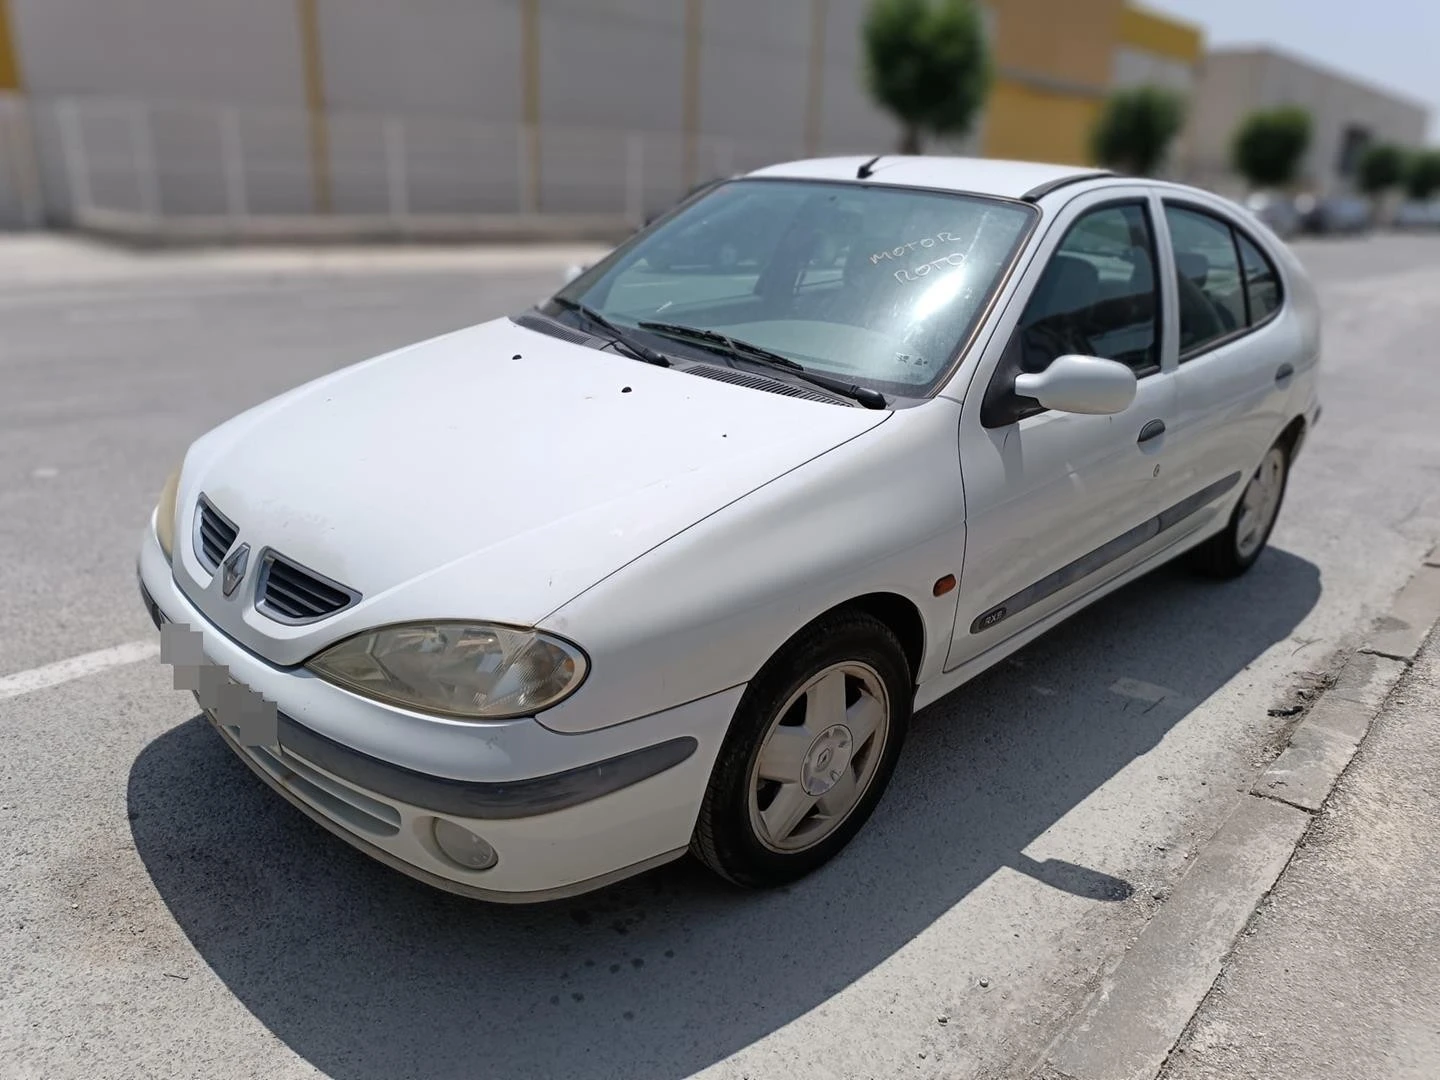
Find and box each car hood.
[174,316,889,665]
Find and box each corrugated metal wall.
[0,0,899,224]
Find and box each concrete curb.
[1033,550,1440,1080]
[1361,562,1440,662]
[1251,652,1408,812]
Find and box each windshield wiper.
[637,321,888,409]
[550,297,670,367]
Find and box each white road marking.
[0,641,160,701]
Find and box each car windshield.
[544,178,1038,398]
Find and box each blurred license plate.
[159,620,278,747]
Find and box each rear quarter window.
[1236,232,1283,323]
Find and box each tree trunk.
[898,126,922,155]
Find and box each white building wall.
[317,0,524,215]
[1111,46,1194,95]
[3,0,919,223]
[10,0,314,219]
[819,0,906,155]
[1178,47,1430,197]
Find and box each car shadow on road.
[128,547,1320,1080]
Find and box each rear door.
[1156,199,1304,516]
[946,188,1181,670]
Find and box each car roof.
[745,155,1114,202]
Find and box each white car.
[138,156,1321,902]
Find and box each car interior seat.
[1173,251,1229,347]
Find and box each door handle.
[1137,419,1166,444]
[1275,362,1295,383]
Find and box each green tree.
[1231,107,1312,189]
[1357,143,1406,196]
[1089,86,1186,176]
[862,0,991,155]
[1404,148,1440,201]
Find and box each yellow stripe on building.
[980,0,1202,165]
[1119,4,1203,63]
[0,0,24,92]
[520,0,541,211]
[297,0,331,213]
[681,0,703,189]
[984,80,1104,165]
[989,0,1126,92]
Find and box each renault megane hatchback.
[138,155,1321,902]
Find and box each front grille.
[211,713,401,838]
[256,551,359,625]
[195,496,238,572]
[249,741,401,837]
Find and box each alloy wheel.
[746,661,891,854]
[1235,447,1287,561]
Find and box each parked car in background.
[139,155,1322,903]
[1392,200,1440,229]
[1296,193,1372,235]
[1244,192,1301,239]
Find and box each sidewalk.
[1159,623,1440,1079]
[0,232,612,288]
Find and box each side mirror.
[1014,354,1137,415]
[561,263,588,286]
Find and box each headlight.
[306,622,589,720]
[154,467,181,560]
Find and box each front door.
[946,191,1180,671]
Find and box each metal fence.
[0,94,873,235]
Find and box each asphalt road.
[4,232,1440,1080]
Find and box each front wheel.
[690,611,912,889]
[1195,443,1289,578]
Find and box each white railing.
[19,94,869,234]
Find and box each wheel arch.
[1277,413,1307,460]
[782,591,927,687]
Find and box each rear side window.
[1165,206,1246,353]
[1164,203,1285,358]
[1236,232,1281,322]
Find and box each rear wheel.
[691,611,911,889]
[1195,443,1289,578]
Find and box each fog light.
[432,818,498,871]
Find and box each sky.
[1144,0,1440,138]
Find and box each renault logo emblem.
[221,543,250,598]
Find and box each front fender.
[536,399,968,734]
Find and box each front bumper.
[137,520,744,902]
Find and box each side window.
[1015,203,1160,377]
[1236,232,1282,323]
[1165,205,1248,355]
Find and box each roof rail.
[1021,170,1116,203]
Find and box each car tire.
[690,610,912,889]
[1194,442,1290,579]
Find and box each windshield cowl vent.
[511,312,604,348]
[683,364,848,405]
